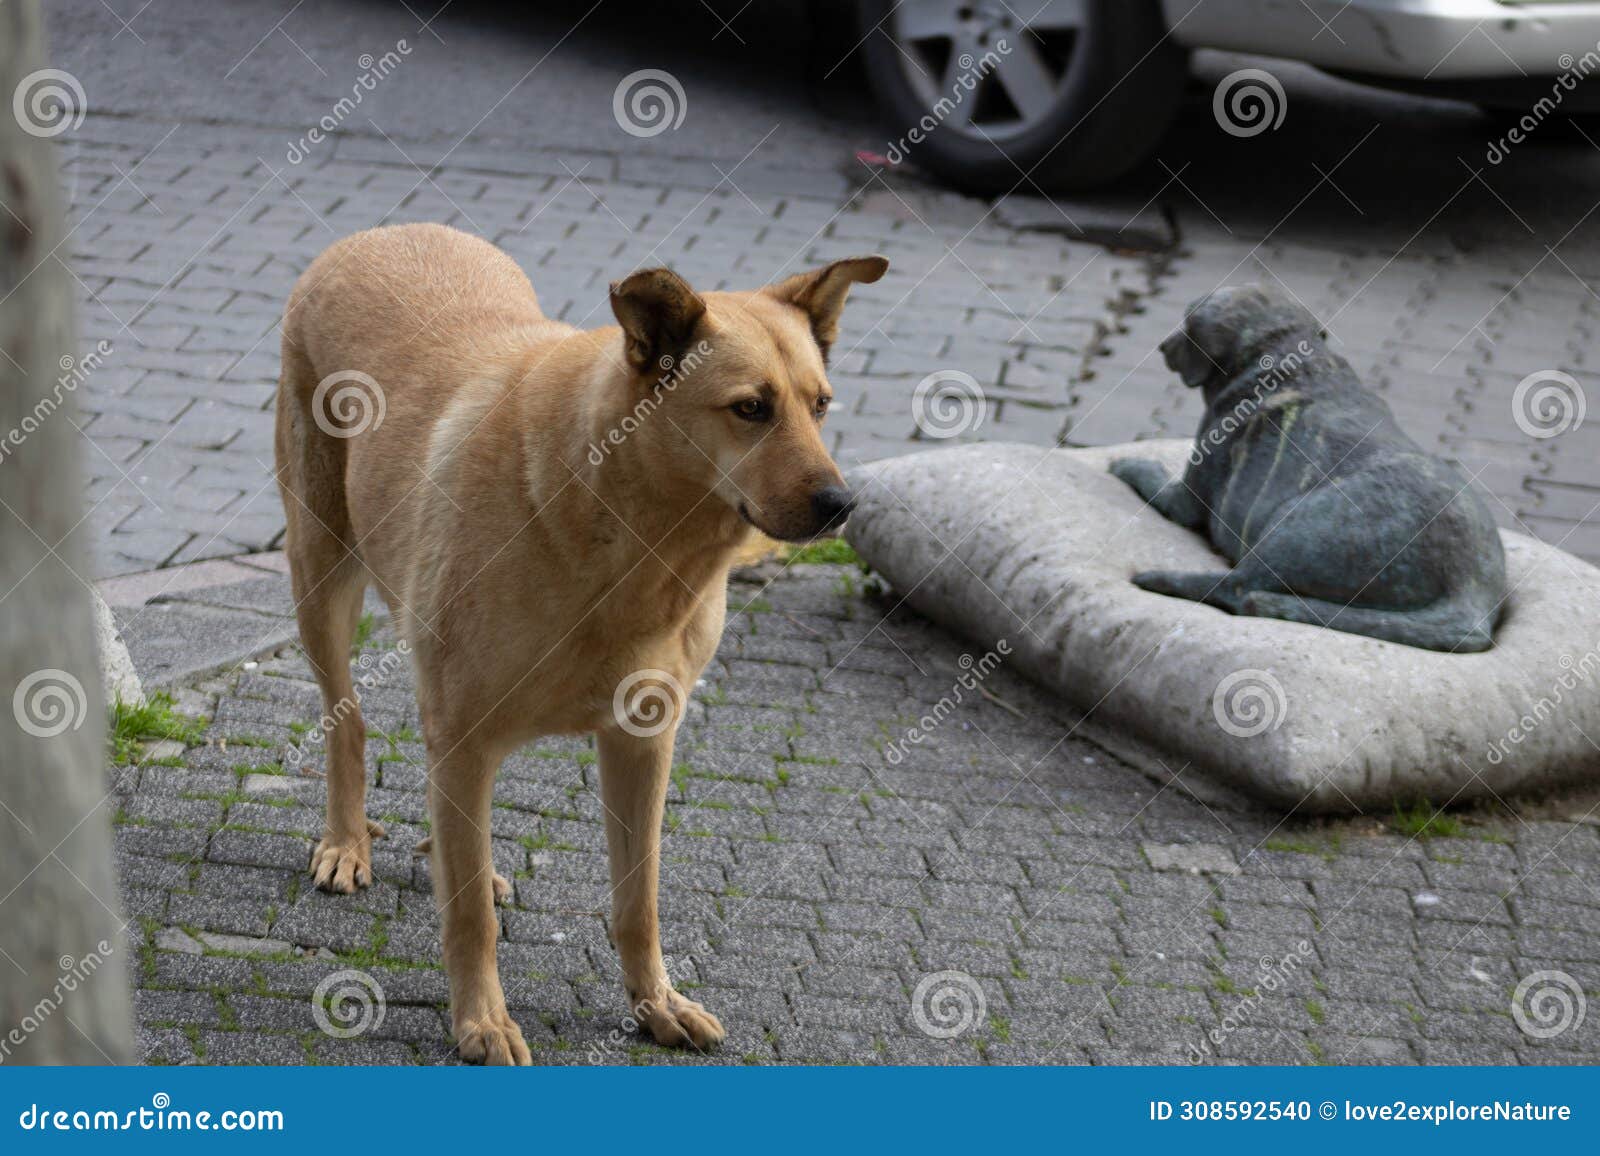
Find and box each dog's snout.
[811,485,855,530]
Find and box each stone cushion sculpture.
[1110,286,1506,653]
[845,442,1600,811]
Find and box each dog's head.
[1160,286,1327,401]
[606,255,887,541]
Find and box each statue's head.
[1160,285,1327,400]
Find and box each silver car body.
[1162,0,1600,79]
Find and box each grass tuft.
[108,692,206,764]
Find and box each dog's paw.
[636,989,725,1051]
[1109,457,1165,493]
[310,819,384,893]
[455,1007,532,1066]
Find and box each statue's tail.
[1241,590,1498,654]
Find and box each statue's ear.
[765,255,888,362]
[1160,327,1216,389]
[609,268,707,374]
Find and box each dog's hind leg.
[278,340,384,894]
[1239,591,1495,653]
[429,739,530,1065]
[1131,568,1260,614]
[597,724,725,1050]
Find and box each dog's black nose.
[811,486,855,530]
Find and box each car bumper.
[1165,0,1600,80]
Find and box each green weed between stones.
[108,692,206,764]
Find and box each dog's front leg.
[1109,457,1207,530]
[597,725,725,1051]
[428,741,530,1065]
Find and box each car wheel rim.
[890,0,1090,143]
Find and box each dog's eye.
[814,395,831,418]
[730,398,769,422]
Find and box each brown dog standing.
[275,223,885,1064]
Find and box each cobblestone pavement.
[47,0,1600,576]
[107,562,1600,1065]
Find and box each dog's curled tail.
[1241,590,1501,654]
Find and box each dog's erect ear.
[609,268,707,374]
[1160,327,1216,389]
[765,256,888,361]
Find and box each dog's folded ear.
[765,256,888,362]
[609,268,707,374]
[1160,327,1217,389]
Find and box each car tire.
[856,0,1186,194]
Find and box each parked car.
[856,0,1600,192]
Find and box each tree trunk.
[0,0,134,1064]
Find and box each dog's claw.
[456,1008,532,1066]
[636,989,725,1051]
[310,834,373,893]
